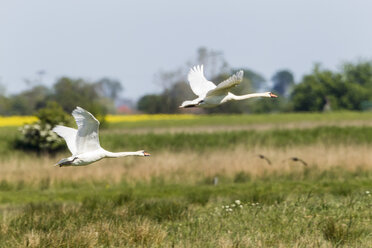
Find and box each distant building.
[117,104,134,114]
[116,98,135,114]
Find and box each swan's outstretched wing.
[52,125,77,155]
[206,70,244,97]
[187,65,216,97]
[72,106,101,154]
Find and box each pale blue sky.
[1,0,372,100]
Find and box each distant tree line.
[138,49,372,113]
[0,77,122,116]
[1,47,372,116]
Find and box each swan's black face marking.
[58,157,78,167]
[197,100,205,106]
[183,104,196,108]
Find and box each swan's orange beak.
[270,92,278,98]
[144,152,151,156]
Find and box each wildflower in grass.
[235,200,241,205]
[231,204,236,207]
[366,191,370,195]
[239,205,243,209]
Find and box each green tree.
[342,61,372,87]
[51,77,107,119]
[8,85,49,115]
[242,69,266,92]
[271,70,294,97]
[137,94,166,114]
[95,78,123,100]
[35,101,71,126]
[291,63,372,111]
[138,47,231,114]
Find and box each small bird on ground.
[53,107,150,167]
[257,154,272,165]
[286,157,308,166]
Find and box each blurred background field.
[0,113,371,247]
[1,65,372,245]
[2,0,372,246]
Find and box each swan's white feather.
[72,106,101,154]
[53,107,149,167]
[52,125,77,155]
[206,70,244,97]
[187,65,216,97]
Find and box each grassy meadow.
[0,112,371,247]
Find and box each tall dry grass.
[1,144,371,184]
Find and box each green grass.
[2,111,372,156]
[99,126,372,152]
[1,112,372,246]
[4,125,372,157]
[108,111,372,129]
[0,168,371,247]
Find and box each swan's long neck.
[231,92,271,101]
[104,151,143,158]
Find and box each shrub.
[35,101,71,126]
[15,121,64,154]
[14,102,70,154]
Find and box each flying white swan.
[180,65,278,108]
[53,106,150,167]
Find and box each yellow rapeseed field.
[0,116,38,127]
[0,114,196,127]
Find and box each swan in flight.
[53,107,150,167]
[180,65,278,108]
